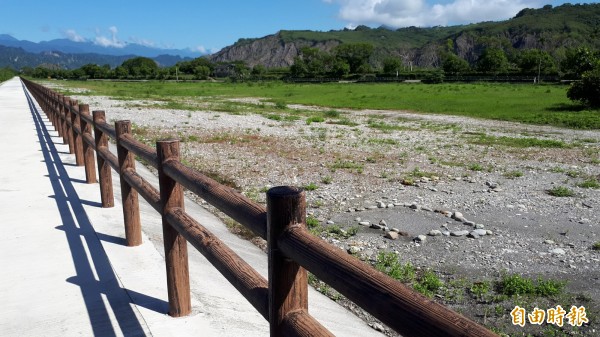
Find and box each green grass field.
[52,80,600,129]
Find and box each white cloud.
[324,0,543,27]
[63,29,86,42]
[129,36,156,47]
[94,26,126,48]
[192,45,208,54]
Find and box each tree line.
[21,43,600,107]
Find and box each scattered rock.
[414,235,427,243]
[348,246,361,254]
[550,248,566,255]
[472,229,487,236]
[475,224,485,229]
[385,231,399,240]
[544,239,556,245]
[451,230,470,237]
[359,221,370,227]
[429,230,443,236]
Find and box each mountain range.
[2,3,600,71]
[0,34,199,70]
[209,3,600,68]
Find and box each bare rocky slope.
[208,3,600,69]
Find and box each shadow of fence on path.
[23,84,168,337]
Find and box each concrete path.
[0,77,385,337]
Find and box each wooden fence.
[21,77,497,337]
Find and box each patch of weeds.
[368,120,416,132]
[273,100,287,110]
[306,216,320,229]
[503,170,524,179]
[592,242,600,251]
[470,163,485,171]
[468,134,570,148]
[550,167,566,173]
[306,116,325,125]
[325,225,358,240]
[535,278,567,297]
[565,170,580,178]
[577,178,600,189]
[497,274,566,297]
[414,270,443,298]
[266,114,283,121]
[547,186,575,197]
[303,183,319,191]
[368,138,399,145]
[375,252,416,283]
[470,281,491,302]
[323,110,341,118]
[409,167,437,179]
[328,118,359,127]
[321,176,332,184]
[329,159,364,173]
[497,274,535,296]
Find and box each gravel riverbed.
[69,91,599,336]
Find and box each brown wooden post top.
[267,186,308,337]
[157,139,191,317]
[116,120,142,246]
[93,110,114,208]
[79,104,97,184]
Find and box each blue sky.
[0,1,596,54]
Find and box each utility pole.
[176,66,179,82]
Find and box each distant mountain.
[0,34,201,59]
[209,3,600,68]
[0,45,190,70]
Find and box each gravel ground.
[69,91,599,336]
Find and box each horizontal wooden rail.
[163,160,267,239]
[21,77,496,337]
[278,226,496,337]
[97,146,119,171]
[165,207,269,319]
[118,133,158,168]
[122,168,161,212]
[281,310,334,337]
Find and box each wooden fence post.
[116,120,142,246]
[71,99,84,166]
[57,94,66,140]
[267,186,308,337]
[93,110,114,208]
[79,104,97,184]
[157,140,191,317]
[64,96,74,153]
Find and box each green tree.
[251,64,267,79]
[334,43,374,74]
[442,53,470,75]
[383,57,402,75]
[194,65,211,80]
[561,47,600,79]
[567,65,600,108]
[517,49,556,75]
[477,48,509,74]
[120,57,158,78]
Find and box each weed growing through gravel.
[577,178,600,189]
[592,242,600,250]
[547,186,575,197]
[468,134,570,148]
[375,252,416,283]
[303,182,319,191]
[497,274,566,296]
[503,170,524,179]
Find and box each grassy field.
[52,80,600,129]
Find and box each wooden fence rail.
[21,77,497,337]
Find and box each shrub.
[547,186,575,197]
[567,66,600,108]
